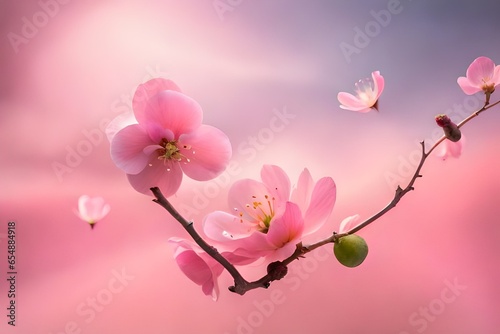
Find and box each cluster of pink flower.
[76,56,499,299]
[337,56,499,160]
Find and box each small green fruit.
[334,234,368,268]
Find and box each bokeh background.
[1,0,500,333]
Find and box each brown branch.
[152,98,498,296]
[151,187,251,293]
[151,187,280,295]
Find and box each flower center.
[157,139,191,163]
[355,78,376,102]
[481,78,495,94]
[237,194,275,233]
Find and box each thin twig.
[150,187,253,293]
[152,98,498,295]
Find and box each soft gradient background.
[1,1,500,333]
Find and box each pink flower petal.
[178,125,232,181]
[492,65,500,86]
[202,211,257,242]
[372,71,384,99]
[290,168,314,214]
[222,251,259,266]
[132,78,181,120]
[457,77,481,95]
[175,250,213,286]
[105,112,138,143]
[138,90,203,138]
[337,92,370,112]
[143,123,175,144]
[266,202,304,250]
[435,137,465,160]
[110,124,154,174]
[302,177,336,236]
[466,56,495,87]
[228,179,273,220]
[169,238,222,300]
[229,232,274,257]
[126,156,183,196]
[260,165,291,201]
[339,214,360,234]
[77,195,92,221]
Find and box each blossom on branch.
[457,56,500,102]
[75,195,110,228]
[203,165,336,262]
[337,71,384,112]
[168,238,224,300]
[108,78,232,196]
[435,137,465,160]
[168,238,255,300]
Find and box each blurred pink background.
[1,0,500,333]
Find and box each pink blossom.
[75,195,110,228]
[168,238,254,300]
[337,71,384,112]
[203,165,336,262]
[169,238,224,300]
[339,214,361,234]
[457,56,500,95]
[435,137,465,160]
[108,78,232,196]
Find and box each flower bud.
[435,114,462,142]
[333,234,369,268]
[267,261,288,280]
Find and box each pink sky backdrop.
[1,0,500,333]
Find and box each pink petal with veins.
[127,156,183,196]
[266,202,304,249]
[179,125,232,181]
[133,78,181,120]
[291,168,314,214]
[137,90,202,138]
[302,176,336,236]
[457,77,481,95]
[105,112,137,143]
[110,124,155,174]
[260,165,291,201]
[466,56,495,86]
